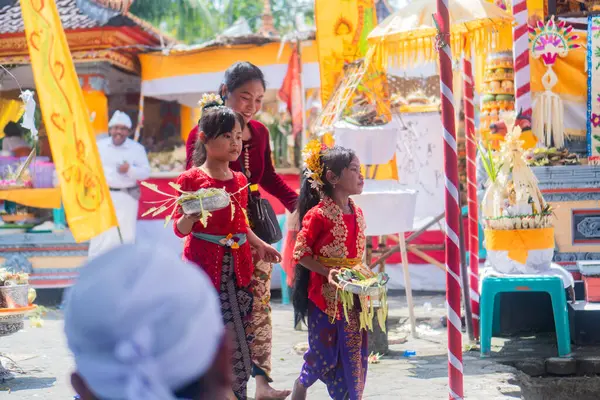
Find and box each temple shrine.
[0,0,175,289]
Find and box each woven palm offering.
[141,182,234,227]
[0,270,30,309]
[333,266,389,332]
[480,116,555,274]
[0,269,36,337]
[178,189,230,215]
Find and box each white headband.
[109,110,132,129]
[64,243,223,400]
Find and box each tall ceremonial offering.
[19,0,117,242]
[481,116,556,276]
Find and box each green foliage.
[478,142,502,183]
[130,0,315,44]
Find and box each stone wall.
[533,166,600,265]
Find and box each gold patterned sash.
[318,256,361,268]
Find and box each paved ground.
[0,292,523,399]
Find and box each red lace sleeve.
[293,207,323,263]
[173,172,192,238]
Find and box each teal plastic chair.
[480,275,571,357]
[461,206,486,261]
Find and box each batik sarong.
[298,302,368,400]
[247,259,273,381]
[219,251,254,400]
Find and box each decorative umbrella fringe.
[373,24,512,68]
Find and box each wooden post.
[459,208,474,342]
[399,233,418,338]
[378,235,387,273]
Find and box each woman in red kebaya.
[186,63,295,400]
[175,102,281,400]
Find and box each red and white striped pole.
[512,0,532,115]
[435,0,464,397]
[463,55,480,340]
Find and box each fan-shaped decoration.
[529,15,580,149]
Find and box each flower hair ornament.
[302,139,329,190]
[198,93,224,117]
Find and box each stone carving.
[544,192,600,202]
[554,252,600,262]
[577,217,600,238]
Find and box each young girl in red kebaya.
[173,102,281,400]
[291,142,369,400]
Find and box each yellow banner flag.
[20,0,117,242]
[315,0,398,180]
[315,0,377,105]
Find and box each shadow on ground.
[1,376,57,391]
[382,350,520,380]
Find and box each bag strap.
[240,124,259,199]
[238,151,254,198]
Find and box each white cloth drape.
[88,190,138,259]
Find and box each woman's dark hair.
[292,146,356,325]
[219,62,266,100]
[3,121,22,138]
[192,103,244,167]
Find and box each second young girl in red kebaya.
[173,100,281,400]
[291,141,369,400]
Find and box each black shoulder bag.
[239,160,283,244]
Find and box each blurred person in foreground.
[64,243,232,400]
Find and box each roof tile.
[0,0,176,44]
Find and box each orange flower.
[220,233,239,249]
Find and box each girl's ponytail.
[192,138,207,167]
[292,174,322,325]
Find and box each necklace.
[199,166,229,180]
[243,144,251,178]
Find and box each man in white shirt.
[88,110,151,259]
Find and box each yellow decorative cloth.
[0,188,61,209]
[180,106,201,142]
[82,90,108,136]
[484,228,555,265]
[530,35,586,98]
[0,100,25,139]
